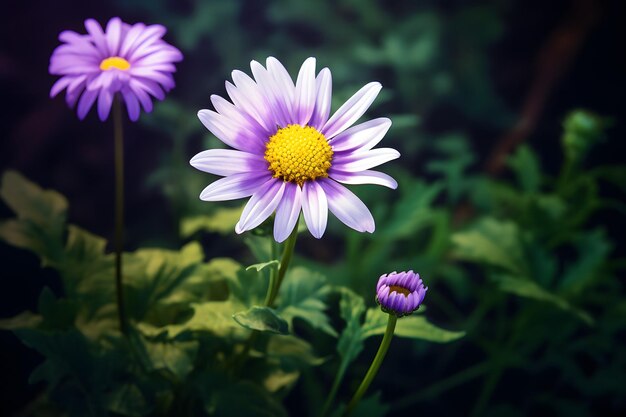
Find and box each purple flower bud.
[376,270,427,317]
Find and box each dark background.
[1,0,624,415]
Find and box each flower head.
[376,271,427,317]
[190,57,400,242]
[49,17,182,121]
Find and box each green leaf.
[336,288,367,377]
[61,225,114,300]
[247,260,280,272]
[0,170,67,228]
[244,235,273,262]
[233,306,289,334]
[562,110,609,163]
[125,243,238,319]
[37,287,77,330]
[263,369,300,393]
[362,308,465,342]
[266,335,325,367]
[451,217,527,275]
[0,311,42,330]
[180,205,244,237]
[226,266,268,306]
[139,301,244,338]
[559,229,611,293]
[106,383,151,417]
[278,267,337,336]
[494,274,593,325]
[508,145,541,193]
[426,133,476,203]
[0,171,67,265]
[141,338,199,380]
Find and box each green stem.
[344,314,397,416]
[113,97,128,335]
[266,226,298,307]
[230,228,297,375]
[263,239,279,306]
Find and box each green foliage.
[2,0,625,414]
[278,267,337,336]
[233,306,289,334]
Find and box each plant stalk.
[266,226,298,307]
[344,314,397,416]
[113,97,128,335]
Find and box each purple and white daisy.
[190,57,400,242]
[376,271,427,317]
[49,17,182,121]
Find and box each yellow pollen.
[389,285,411,297]
[264,124,333,186]
[99,56,131,71]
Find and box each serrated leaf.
[335,289,367,381]
[451,217,527,275]
[0,171,67,227]
[508,145,541,193]
[278,267,337,336]
[125,243,231,319]
[0,171,67,266]
[141,338,199,380]
[226,266,268,306]
[233,306,289,335]
[139,301,244,338]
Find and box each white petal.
[322,82,382,139]
[329,169,398,189]
[227,71,274,132]
[318,178,375,233]
[190,149,267,176]
[332,148,400,172]
[293,57,316,125]
[266,57,295,110]
[274,182,302,242]
[250,60,291,127]
[236,180,286,233]
[309,68,332,130]
[301,181,328,239]
[198,173,272,201]
[197,109,265,153]
[329,118,391,152]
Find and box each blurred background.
[1,0,624,416]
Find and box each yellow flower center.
[264,124,333,186]
[99,56,131,71]
[389,285,411,297]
